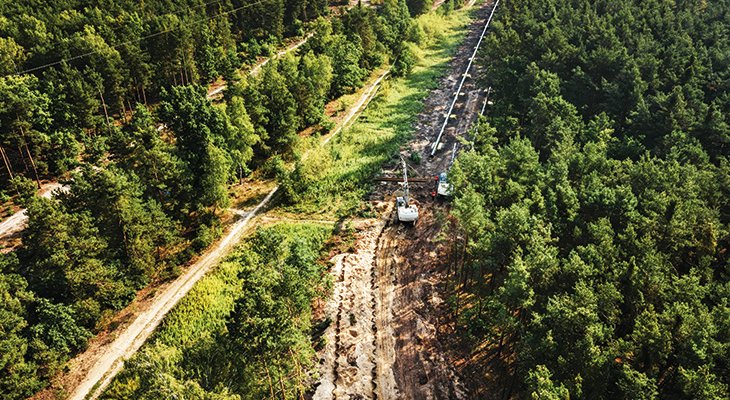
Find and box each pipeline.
[430,0,500,156]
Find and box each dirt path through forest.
[30,0,494,397]
[66,189,277,400]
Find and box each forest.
[449,0,729,398]
[0,0,421,397]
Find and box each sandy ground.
[312,1,497,399]
[313,214,388,400]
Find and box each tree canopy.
[449,1,730,398]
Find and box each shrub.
[409,150,422,164]
[392,42,419,78]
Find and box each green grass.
[282,9,475,217]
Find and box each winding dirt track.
[313,1,497,399]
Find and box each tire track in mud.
[381,207,469,400]
[373,215,399,400]
[313,207,393,400]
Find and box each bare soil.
[313,212,389,400]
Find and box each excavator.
[396,157,418,224]
[436,172,452,197]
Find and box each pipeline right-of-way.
[430,0,499,156]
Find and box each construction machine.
[396,157,418,224]
[436,172,452,197]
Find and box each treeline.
[102,223,331,399]
[0,0,419,397]
[449,0,729,398]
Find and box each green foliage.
[244,59,301,156]
[225,96,259,180]
[20,197,132,311]
[0,74,56,184]
[101,12,472,398]
[293,52,334,127]
[103,345,240,400]
[280,10,472,216]
[481,0,730,158]
[450,1,730,397]
[0,2,466,397]
[392,42,419,78]
[0,255,42,399]
[527,365,570,400]
[61,166,181,287]
[29,299,91,356]
[0,36,25,75]
[0,0,331,189]
[328,34,367,98]
[8,175,36,206]
[159,85,231,212]
[409,150,422,164]
[406,0,433,17]
[112,104,185,207]
[103,223,330,399]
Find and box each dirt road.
[67,189,277,400]
[312,1,496,398]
